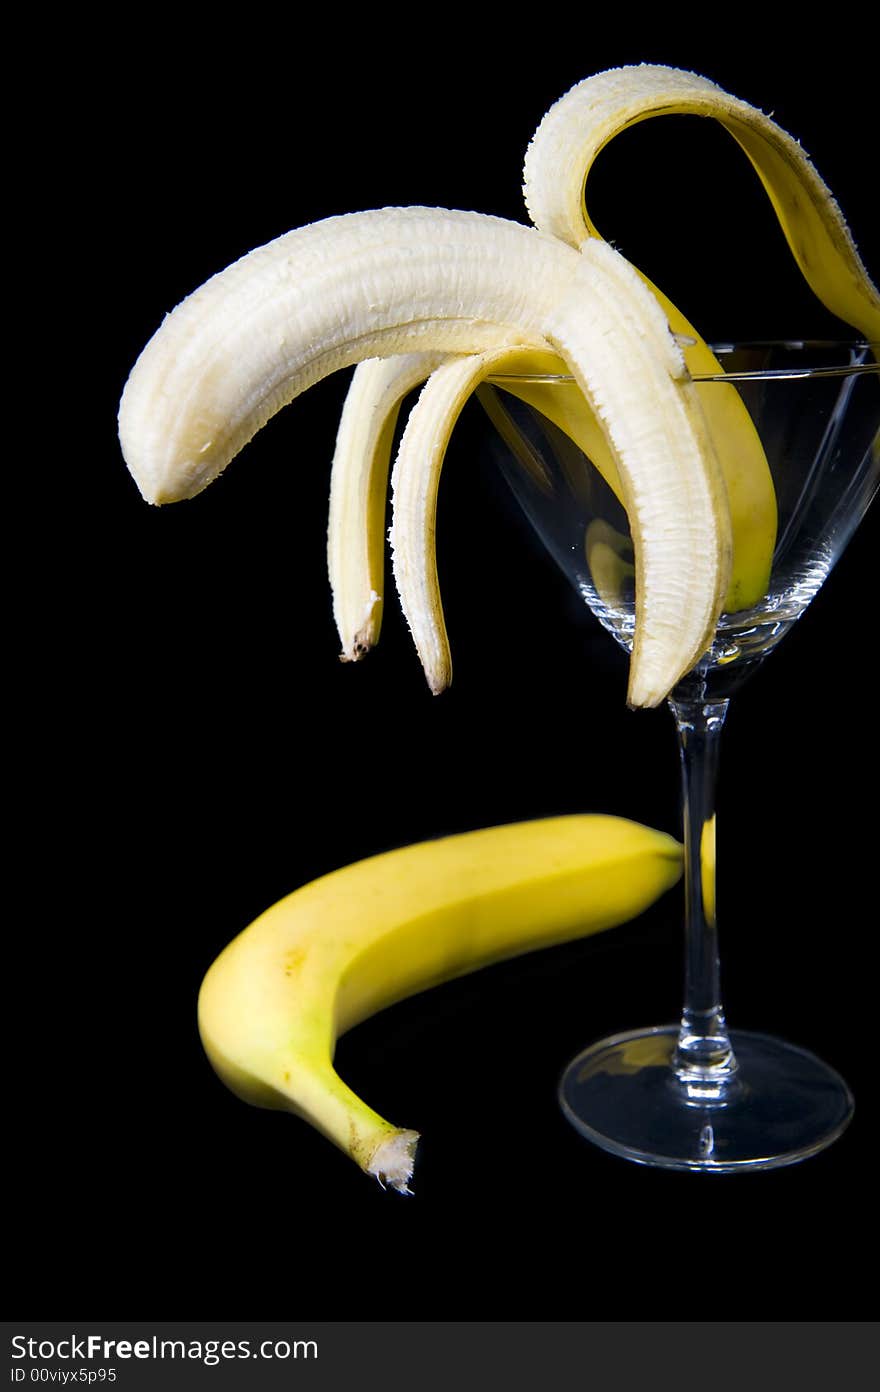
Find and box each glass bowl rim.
[488,339,879,385]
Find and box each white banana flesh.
[119,208,570,505]
[389,346,596,693]
[544,240,730,708]
[522,63,880,339]
[197,815,683,1192]
[120,207,730,706]
[329,352,448,662]
[387,242,732,710]
[331,345,593,673]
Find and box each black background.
[15,17,877,1324]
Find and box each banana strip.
[389,346,586,692]
[329,352,448,662]
[523,66,880,608]
[198,815,683,1191]
[523,64,880,340]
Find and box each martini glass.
[482,340,879,1172]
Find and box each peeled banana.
[329,352,447,662]
[119,69,878,707]
[198,816,683,1191]
[119,68,878,709]
[329,66,878,678]
[119,209,730,707]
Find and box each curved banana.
[119,69,877,709]
[198,815,683,1192]
[389,345,598,692]
[119,209,562,505]
[119,207,731,707]
[328,67,877,661]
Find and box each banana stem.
[668,692,739,1102]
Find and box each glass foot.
[559,1026,854,1172]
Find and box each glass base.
[559,1026,854,1173]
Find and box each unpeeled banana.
[198,816,683,1191]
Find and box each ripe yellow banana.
[198,815,683,1191]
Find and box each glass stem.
[668,692,739,1100]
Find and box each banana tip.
[369,1129,419,1195]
